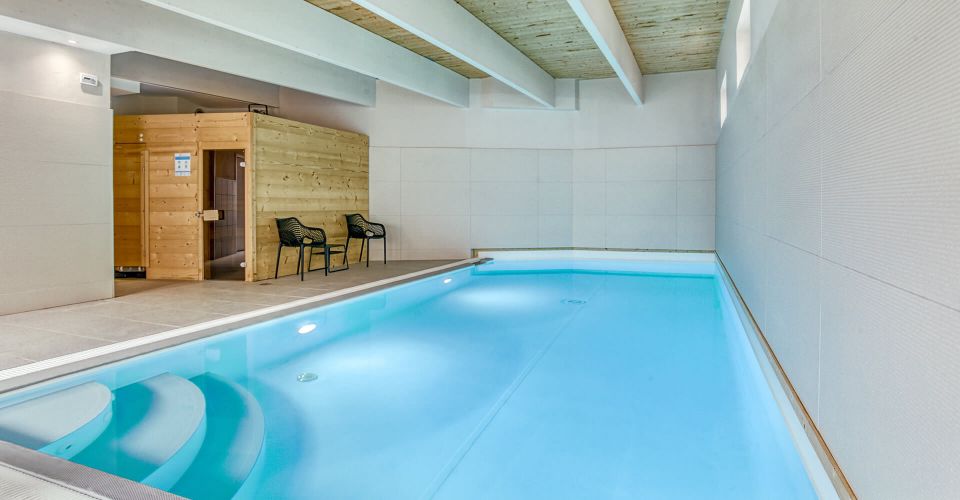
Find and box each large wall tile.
[677,181,716,216]
[399,215,469,252]
[820,262,960,499]
[821,0,907,75]
[604,216,676,249]
[763,239,821,419]
[764,88,821,254]
[470,182,538,216]
[400,182,469,215]
[677,216,715,250]
[538,150,573,182]
[604,147,677,181]
[470,149,538,182]
[538,215,573,247]
[572,182,606,216]
[605,181,677,216]
[369,147,401,182]
[764,0,821,126]
[538,182,573,215]
[821,2,960,310]
[572,149,605,181]
[572,215,605,248]
[369,181,401,216]
[401,148,469,182]
[470,215,539,248]
[678,145,716,181]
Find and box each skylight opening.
[736,0,751,86]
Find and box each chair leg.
[299,245,305,281]
[359,239,366,267]
[324,246,330,276]
[308,247,314,273]
[275,244,282,279]
[343,237,350,266]
[383,236,387,264]
[365,238,370,267]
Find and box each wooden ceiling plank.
[567,0,643,104]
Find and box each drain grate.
[563,299,586,305]
[297,372,318,382]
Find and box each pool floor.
[244,271,816,499]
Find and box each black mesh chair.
[345,214,386,267]
[275,217,347,280]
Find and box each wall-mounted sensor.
[79,73,99,87]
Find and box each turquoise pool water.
[0,260,819,499]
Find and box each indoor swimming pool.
[0,258,833,499]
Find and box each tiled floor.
[0,261,452,371]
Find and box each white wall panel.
[764,88,821,254]
[763,238,821,419]
[537,150,573,182]
[716,0,960,496]
[604,216,676,249]
[677,145,716,181]
[821,1,960,310]
[763,0,820,126]
[820,262,960,500]
[0,33,113,314]
[604,147,676,181]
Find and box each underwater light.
[443,278,453,284]
[298,323,317,335]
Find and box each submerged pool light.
[298,323,317,335]
[442,278,453,284]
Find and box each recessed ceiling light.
[67,39,78,44]
[298,323,317,335]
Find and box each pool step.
[72,373,207,490]
[0,382,113,459]
[171,373,266,500]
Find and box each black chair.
[345,214,386,267]
[275,217,347,280]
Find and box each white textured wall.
[0,33,114,314]
[278,71,718,259]
[715,0,960,498]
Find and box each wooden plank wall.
[113,113,250,280]
[251,114,369,280]
[113,143,146,267]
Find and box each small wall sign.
[174,153,191,177]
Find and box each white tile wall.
[716,0,960,497]
[370,145,716,259]
[0,33,113,315]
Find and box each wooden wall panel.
[113,144,146,267]
[251,114,369,280]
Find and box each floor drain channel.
[297,372,318,382]
[563,299,586,305]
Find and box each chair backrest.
[276,217,305,246]
[345,213,370,238]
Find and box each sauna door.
[146,147,203,280]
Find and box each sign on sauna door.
[146,148,202,280]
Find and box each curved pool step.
[171,373,266,500]
[0,382,113,459]
[72,373,207,490]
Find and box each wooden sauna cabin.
[113,112,369,281]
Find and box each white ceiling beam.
[0,0,376,106]
[352,0,557,108]
[566,0,643,105]
[141,0,470,107]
